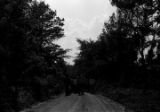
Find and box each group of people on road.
[65,74,96,96]
[65,74,87,96]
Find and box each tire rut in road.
[96,95,125,112]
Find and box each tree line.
[1,0,160,111]
[0,0,68,111]
[74,0,160,92]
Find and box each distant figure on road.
[70,78,78,94]
[64,75,71,96]
[65,74,87,96]
[77,74,86,95]
[88,78,96,93]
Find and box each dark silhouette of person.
[88,78,96,94]
[77,74,85,95]
[64,75,71,96]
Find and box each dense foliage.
[0,0,68,111]
[1,0,160,111]
[74,0,160,91]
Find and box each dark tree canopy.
[1,0,160,111]
[74,0,160,91]
[0,0,68,111]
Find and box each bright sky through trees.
[44,0,116,64]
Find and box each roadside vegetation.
[1,0,160,112]
[73,0,160,112]
[0,0,68,111]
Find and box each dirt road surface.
[22,93,130,112]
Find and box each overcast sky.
[44,0,116,64]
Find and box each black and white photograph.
[0,0,160,112]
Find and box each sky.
[44,0,116,64]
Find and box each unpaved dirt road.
[22,93,128,112]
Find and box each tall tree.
[74,0,160,91]
[0,0,68,111]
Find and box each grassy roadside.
[19,93,65,112]
[101,88,160,112]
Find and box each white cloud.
[45,0,116,64]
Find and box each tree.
[74,0,160,91]
[0,0,68,111]
[109,0,160,89]
[23,0,67,101]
